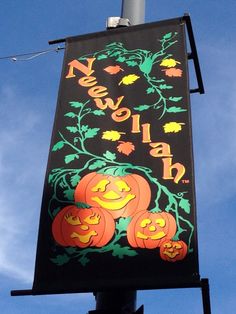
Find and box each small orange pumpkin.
[52,205,115,248]
[160,240,188,262]
[74,172,151,219]
[127,210,177,249]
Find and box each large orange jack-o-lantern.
[52,205,115,248]
[160,240,188,262]
[74,172,151,219]
[127,210,177,249]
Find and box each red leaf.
[104,65,124,75]
[163,68,183,77]
[117,141,135,156]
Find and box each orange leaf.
[117,141,135,156]
[104,65,124,75]
[163,68,183,77]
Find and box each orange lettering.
[149,142,173,157]
[78,76,97,87]
[142,123,151,143]
[94,96,124,110]
[88,86,108,98]
[162,158,186,184]
[111,107,131,122]
[131,114,141,133]
[65,58,96,78]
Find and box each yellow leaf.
[160,58,181,68]
[102,130,125,141]
[119,74,140,85]
[163,122,185,133]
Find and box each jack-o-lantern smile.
[65,213,100,244]
[74,172,151,219]
[127,210,177,249]
[52,205,115,248]
[160,240,188,262]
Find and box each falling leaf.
[163,68,183,77]
[163,122,185,133]
[119,74,140,86]
[117,141,135,156]
[104,65,124,74]
[102,130,125,141]
[160,58,181,68]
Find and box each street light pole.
[89,1,146,313]
[121,0,145,25]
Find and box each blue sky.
[1,1,236,313]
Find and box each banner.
[33,17,199,294]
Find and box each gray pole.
[90,1,146,313]
[121,0,145,25]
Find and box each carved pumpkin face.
[127,210,177,249]
[74,172,151,219]
[160,240,188,262]
[52,205,115,248]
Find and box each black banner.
[33,17,199,294]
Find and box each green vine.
[79,31,186,119]
[49,97,194,265]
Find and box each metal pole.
[90,2,146,313]
[201,279,212,314]
[121,0,145,25]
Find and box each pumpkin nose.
[149,226,156,232]
[103,190,121,200]
[80,225,89,231]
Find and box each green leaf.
[146,87,155,94]
[103,150,116,161]
[179,198,191,214]
[66,126,78,133]
[75,202,91,209]
[65,247,78,255]
[81,125,89,132]
[97,54,108,60]
[84,128,100,139]
[89,160,106,170]
[70,173,81,187]
[116,217,131,232]
[52,207,61,217]
[63,189,74,201]
[52,141,64,151]
[51,254,70,266]
[169,96,183,102]
[70,101,84,108]
[163,32,172,40]
[79,256,90,266]
[112,245,138,259]
[65,154,79,164]
[159,84,173,90]
[126,60,138,67]
[109,51,122,57]
[93,110,105,116]
[65,112,77,118]
[167,106,187,113]
[116,56,126,62]
[134,104,150,112]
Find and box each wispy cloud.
[0,85,49,283]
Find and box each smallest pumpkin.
[160,240,188,262]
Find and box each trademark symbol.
[182,179,190,184]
